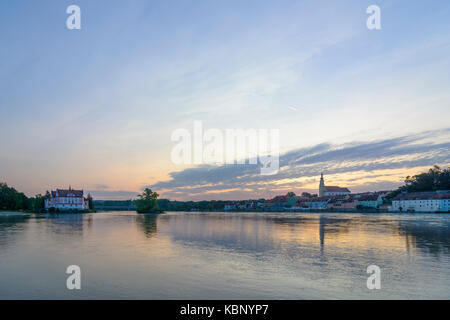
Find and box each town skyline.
[11,165,449,202]
[23,166,449,214]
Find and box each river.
[0,211,449,299]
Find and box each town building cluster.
[224,174,450,213]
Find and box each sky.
[1,0,450,200]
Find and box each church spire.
[319,173,325,197]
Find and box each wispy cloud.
[153,129,450,200]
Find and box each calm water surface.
[0,211,449,299]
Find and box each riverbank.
[0,211,32,216]
[0,209,96,215]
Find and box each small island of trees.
[134,188,164,214]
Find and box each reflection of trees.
[397,218,450,256]
[0,214,30,251]
[0,214,30,232]
[136,214,158,238]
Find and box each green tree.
[287,192,296,198]
[436,167,450,190]
[32,194,46,213]
[0,183,30,211]
[134,188,162,213]
[384,166,450,204]
[87,193,94,211]
[405,166,450,192]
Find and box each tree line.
[157,199,229,211]
[404,165,450,192]
[0,183,48,212]
[94,198,229,212]
[386,166,450,200]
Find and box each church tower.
[319,173,325,197]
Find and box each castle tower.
[319,173,325,197]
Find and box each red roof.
[52,188,84,197]
[325,186,350,193]
[358,194,379,201]
[393,192,450,200]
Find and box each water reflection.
[0,214,31,252]
[0,211,449,299]
[1,212,448,258]
[43,213,93,240]
[136,214,158,238]
[397,218,450,256]
[157,212,450,259]
[318,216,352,254]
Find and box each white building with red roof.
[390,191,450,213]
[45,187,90,211]
[319,173,351,197]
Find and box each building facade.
[390,192,450,213]
[357,194,383,209]
[327,199,358,210]
[224,203,236,211]
[440,198,450,212]
[45,187,90,211]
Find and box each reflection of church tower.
[319,215,326,254]
[319,173,325,197]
